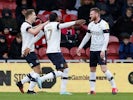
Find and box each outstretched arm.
[28,21,49,35]
[58,19,86,29]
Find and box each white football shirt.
[44,22,61,53]
[88,19,109,51]
[21,22,35,55]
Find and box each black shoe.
[27,90,36,94]
[16,81,24,93]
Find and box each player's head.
[90,7,100,21]
[24,9,37,23]
[49,13,58,22]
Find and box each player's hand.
[24,48,31,56]
[100,51,105,59]
[77,48,82,56]
[75,19,86,25]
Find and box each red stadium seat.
[85,47,90,59]
[109,36,119,43]
[107,42,119,60]
[61,47,73,60]
[63,14,77,22]
[130,35,133,43]
[38,47,49,59]
[37,14,48,22]
[70,47,88,60]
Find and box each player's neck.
[25,19,32,25]
[94,17,101,24]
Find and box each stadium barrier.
[0,63,133,93]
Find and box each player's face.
[89,11,98,21]
[30,12,37,23]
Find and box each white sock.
[104,70,116,88]
[60,68,69,93]
[89,72,96,91]
[28,72,40,91]
[40,71,63,82]
[28,81,36,91]
[21,71,35,84]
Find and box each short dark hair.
[90,7,100,14]
[24,9,35,19]
[49,13,58,22]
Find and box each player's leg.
[24,52,41,94]
[60,62,71,95]
[27,52,41,94]
[89,51,97,94]
[27,65,41,94]
[36,53,64,88]
[98,51,118,94]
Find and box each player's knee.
[63,63,68,68]
[101,67,107,73]
[53,70,63,77]
[33,65,41,74]
[63,68,69,74]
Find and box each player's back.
[44,22,61,53]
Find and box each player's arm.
[101,22,110,52]
[77,31,91,56]
[100,22,110,59]
[79,31,91,49]
[24,30,45,56]
[58,19,86,29]
[27,21,49,35]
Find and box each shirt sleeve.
[27,30,45,48]
[58,21,76,29]
[78,32,91,49]
[101,21,110,51]
[102,21,110,34]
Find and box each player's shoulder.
[101,19,108,25]
[21,22,31,28]
[100,19,109,29]
[88,21,94,28]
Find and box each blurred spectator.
[36,0,58,13]
[2,27,15,48]
[119,33,133,59]
[0,35,8,59]
[78,0,95,25]
[16,5,27,28]
[57,0,76,10]
[0,19,3,34]
[106,0,121,21]
[1,8,18,33]
[113,7,133,37]
[98,3,114,31]
[75,0,81,10]
[8,34,23,59]
[15,0,34,17]
[126,0,133,9]
[61,26,79,49]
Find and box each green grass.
[0,92,133,100]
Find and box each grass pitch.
[0,92,133,100]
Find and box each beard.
[90,16,97,21]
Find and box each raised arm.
[28,21,49,35]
